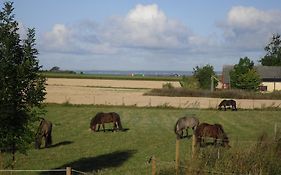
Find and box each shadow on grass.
[40,149,137,174]
[47,141,74,149]
[93,128,130,132]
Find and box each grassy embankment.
[3,104,281,174]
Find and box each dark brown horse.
[35,118,53,149]
[90,112,123,132]
[218,99,237,111]
[194,123,230,148]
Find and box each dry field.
[45,78,281,109]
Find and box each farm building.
[221,65,281,92]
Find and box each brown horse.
[35,118,53,149]
[194,123,230,148]
[90,112,123,132]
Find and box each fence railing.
[0,167,87,175]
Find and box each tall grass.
[178,132,281,174]
[145,88,281,100]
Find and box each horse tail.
[174,121,178,134]
[114,113,123,130]
[174,121,182,139]
[117,117,123,130]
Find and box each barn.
[221,65,281,92]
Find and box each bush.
[144,88,281,100]
[162,83,174,89]
[179,76,199,89]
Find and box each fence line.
[0,168,89,175]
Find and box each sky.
[5,0,281,71]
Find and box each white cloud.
[42,24,74,52]
[101,4,195,50]
[219,6,281,51]
[40,4,215,55]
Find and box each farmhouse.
[221,65,281,92]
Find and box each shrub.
[144,88,281,100]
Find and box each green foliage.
[193,64,218,89]
[259,33,281,66]
[230,57,261,91]
[179,76,199,89]
[145,88,281,100]
[0,1,46,162]
[162,82,174,89]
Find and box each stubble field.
[45,78,281,109]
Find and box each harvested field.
[45,78,281,109]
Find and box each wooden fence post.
[66,167,72,175]
[151,156,156,175]
[175,139,180,175]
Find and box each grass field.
[7,104,281,174]
[42,72,181,81]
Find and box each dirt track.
[45,78,281,109]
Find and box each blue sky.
[7,0,281,71]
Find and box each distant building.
[221,65,281,92]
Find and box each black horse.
[35,118,53,149]
[90,112,123,132]
[218,99,237,111]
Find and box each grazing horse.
[194,123,230,148]
[90,112,123,132]
[174,115,199,139]
[218,99,237,111]
[35,118,53,149]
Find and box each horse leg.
[44,135,48,148]
[214,137,218,146]
[102,123,105,132]
[186,128,189,137]
[97,124,101,132]
[224,105,226,111]
[112,122,117,132]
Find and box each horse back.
[194,123,210,137]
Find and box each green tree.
[193,64,218,89]
[0,2,46,167]
[230,57,261,91]
[259,33,281,66]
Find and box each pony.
[90,112,123,132]
[35,118,53,149]
[174,116,199,139]
[194,122,230,148]
[218,99,237,111]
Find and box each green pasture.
[41,72,181,81]
[8,104,281,174]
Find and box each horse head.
[34,134,42,149]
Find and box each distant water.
[77,70,194,77]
